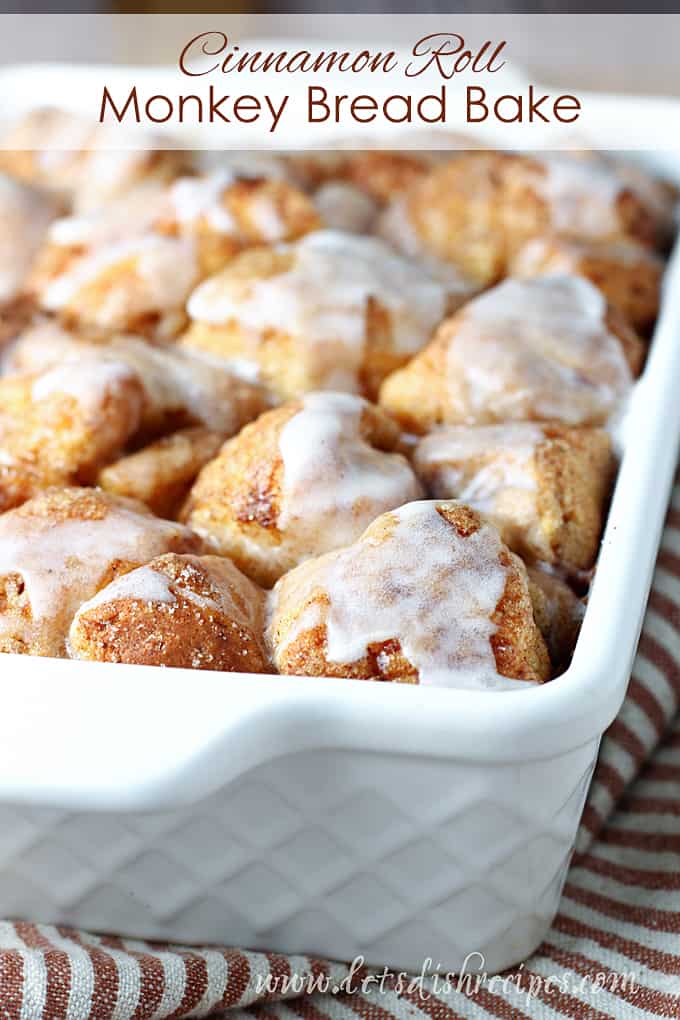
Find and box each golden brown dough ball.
[179,230,450,401]
[379,275,644,433]
[98,427,225,519]
[183,392,423,587]
[0,107,190,211]
[413,423,614,571]
[29,233,200,341]
[6,322,269,440]
[267,500,550,686]
[0,486,202,657]
[68,552,269,672]
[509,237,663,335]
[378,151,663,287]
[34,170,321,303]
[0,356,146,512]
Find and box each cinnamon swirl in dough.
[413,424,614,571]
[179,230,449,400]
[267,500,550,687]
[183,392,423,587]
[68,552,269,672]
[0,107,189,211]
[379,152,662,287]
[0,486,201,657]
[379,275,644,433]
[510,237,663,334]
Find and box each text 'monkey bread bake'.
[0,107,676,689]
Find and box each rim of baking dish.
[1,140,680,809]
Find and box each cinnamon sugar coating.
[68,552,269,672]
[379,151,662,288]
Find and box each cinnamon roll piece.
[179,230,450,400]
[379,275,643,433]
[413,423,614,571]
[183,392,423,587]
[378,151,663,287]
[68,552,269,672]
[267,500,550,687]
[98,427,225,519]
[0,486,201,657]
[6,322,268,439]
[510,237,663,335]
[29,233,200,341]
[0,356,146,511]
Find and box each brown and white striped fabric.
[3,488,680,1019]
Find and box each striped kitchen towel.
[2,486,680,1019]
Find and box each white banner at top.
[0,14,678,150]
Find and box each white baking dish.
[0,67,679,972]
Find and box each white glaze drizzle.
[187,230,447,391]
[277,391,422,556]
[169,171,237,233]
[47,185,168,248]
[0,496,193,645]
[30,357,139,417]
[73,563,176,616]
[414,424,544,511]
[271,500,529,690]
[40,236,199,321]
[446,275,633,425]
[70,555,260,640]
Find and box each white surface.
[0,78,678,968]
